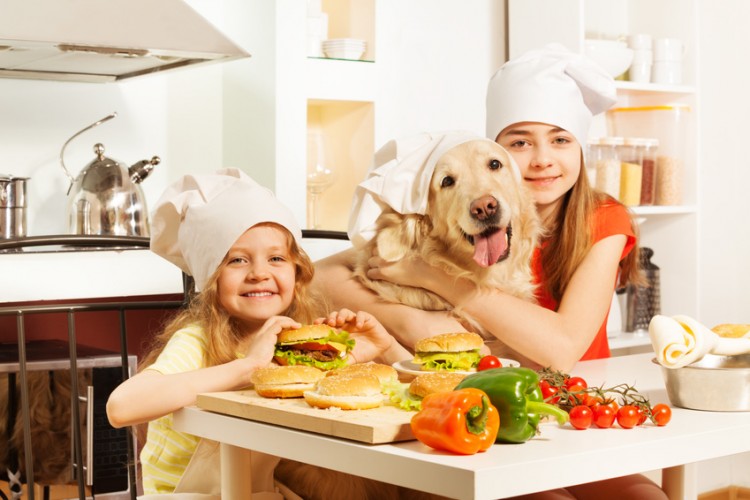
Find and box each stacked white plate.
[322,38,366,60]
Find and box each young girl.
[314,45,667,499]
[106,168,410,498]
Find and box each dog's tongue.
[473,228,508,267]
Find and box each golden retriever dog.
[353,139,541,354]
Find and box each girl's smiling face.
[217,224,296,330]
[497,122,582,222]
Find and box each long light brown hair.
[140,224,328,370]
[540,152,644,303]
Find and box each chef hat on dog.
[347,130,520,247]
[150,167,302,291]
[485,43,617,147]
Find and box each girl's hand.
[366,250,428,289]
[318,309,394,364]
[242,316,301,365]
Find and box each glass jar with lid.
[594,136,623,200]
[639,138,659,206]
[619,138,645,206]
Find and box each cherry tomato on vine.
[593,405,616,429]
[616,405,640,429]
[636,406,648,425]
[477,355,502,371]
[569,405,593,430]
[593,398,619,414]
[539,380,560,403]
[567,384,589,405]
[565,376,588,390]
[580,393,599,407]
[651,404,672,426]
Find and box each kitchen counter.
[174,353,750,499]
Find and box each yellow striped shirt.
[140,324,206,494]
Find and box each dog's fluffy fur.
[354,140,541,357]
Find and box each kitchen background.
[1,0,748,494]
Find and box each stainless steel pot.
[654,354,750,411]
[0,174,29,238]
[60,113,159,237]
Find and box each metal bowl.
[653,354,750,411]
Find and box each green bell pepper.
[456,366,569,444]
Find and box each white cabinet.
[508,0,700,324]
[220,0,376,232]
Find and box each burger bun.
[303,374,383,410]
[251,365,325,398]
[277,324,333,343]
[408,372,466,399]
[414,332,483,354]
[326,363,398,387]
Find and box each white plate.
[392,358,520,376]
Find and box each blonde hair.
[140,225,328,370]
[540,152,644,303]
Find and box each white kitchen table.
[173,353,750,499]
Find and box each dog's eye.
[489,159,502,170]
[440,176,455,188]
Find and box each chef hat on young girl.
[150,167,302,291]
[485,43,617,147]
[347,130,521,247]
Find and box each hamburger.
[303,374,384,410]
[251,365,325,398]
[412,332,483,371]
[274,324,355,371]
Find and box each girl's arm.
[106,356,263,428]
[313,249,467,349]
[368,235,627,371]
[107,316,297,428]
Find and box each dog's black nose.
[470,196,498,221]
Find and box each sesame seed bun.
[277,324,333,343]
[414,332,484,353]
[326,363,398,386]
[251,365,325,398]
[408,372,466,399]
[303,374,383,410]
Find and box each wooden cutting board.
[196,390,417,444]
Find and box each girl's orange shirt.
[531,201,636,360]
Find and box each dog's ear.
[376,213,426,261]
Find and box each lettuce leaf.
[413,351,481,371]
[382,380,422,411]
[272,349,348,370]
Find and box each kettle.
[60,112,160,237]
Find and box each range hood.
[0,0,250,83]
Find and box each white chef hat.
[347,130,520,247]
[150,167,302,291]
[486,43,617,147]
